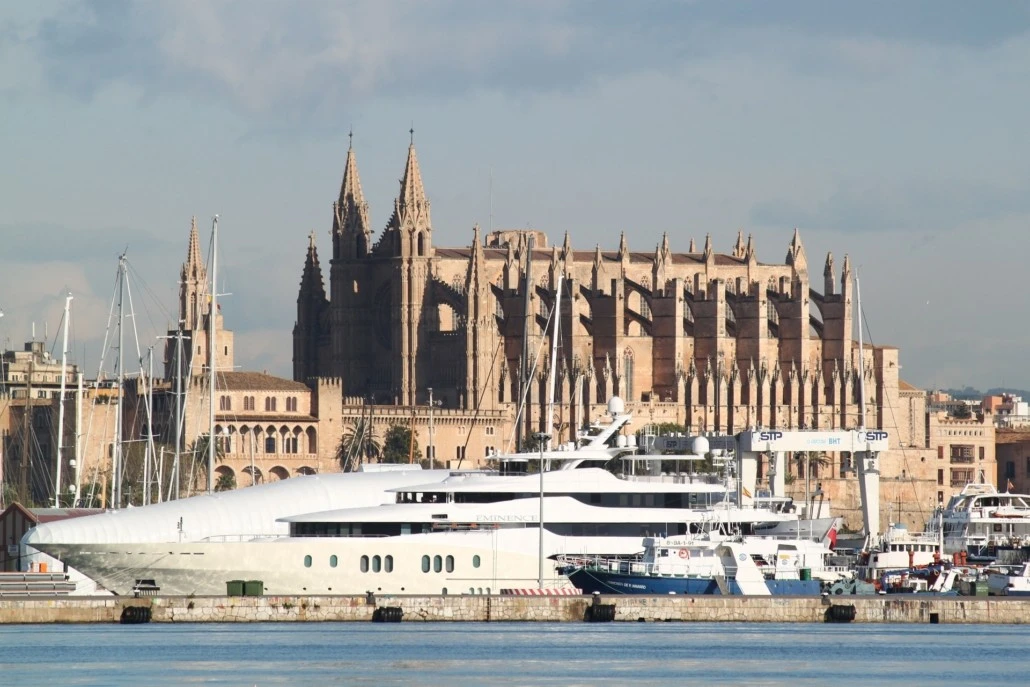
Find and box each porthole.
[304,555,312,568]
[422,555,430,573]
[385,555,394,573]
[372,555,382,573]
[472,554,481,568]
[433,555,442,573]
[329,555,338,568]
[360,555,369,573]
[445,555,454,573]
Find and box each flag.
[742,486,752,498]
[1007,480,1015,492]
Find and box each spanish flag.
[1007,480,1015,493]
[742,486,752,498]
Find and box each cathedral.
[292,139,908,452]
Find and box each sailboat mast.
[207,215,219,494]
[518,236,534,448]
[53,292,72,507]
[545,274,562,452]
[856,272,867,429]
[173,325,183,500]
[74,371,83,506]
[114,254,126,509]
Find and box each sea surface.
[1,621,1028,686]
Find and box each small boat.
[987,561,1030,596]
[559,535,847,596]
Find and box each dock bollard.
[586,592,616,623]
[372,606,403,623]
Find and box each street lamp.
[534,431,550,589]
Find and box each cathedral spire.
[702,233,713,263]
[786,227,807,269]
[182,216,205,281]
[299,231,327,303]
[333,138,372,259]
[745,234,756,262]
[618,231,628,259]
[397,140,430,225]
[179,216,208,330]
[689,237,696,253]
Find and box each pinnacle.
[398,141,429,215]
[337,143,370,236]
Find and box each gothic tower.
[294,232,329,382]
[373,134,433,405]
[164,217,234,381]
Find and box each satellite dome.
[692,436,710,456]
[607,396,625,415]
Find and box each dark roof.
[217,372,310,392]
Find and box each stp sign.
[758,431,784,441]
[864,431,888,442]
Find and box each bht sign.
[864,431,888,442]
[758,431,784,441]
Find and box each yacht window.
[472,555,481,568]
[372,555,382,572]
[360,555,369,573]
[422,555,431,573]
[329,555,338,568]
[433,555,443,573]
[385,555,394,573]
[304,555,312,568]
[446,555,455,573]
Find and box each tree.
[338,418,381,471]
[381,424,421,464]
[185,433,226,495]
[215,472,236,492]
[792,451,832,480]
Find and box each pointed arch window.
[417,232,425,256]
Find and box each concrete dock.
[1,594,1028,624]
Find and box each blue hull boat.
[566,566,821,596]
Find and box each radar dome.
[692,436,710,456]
[607,396,625,415]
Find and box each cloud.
[749,179,1030,234]
[18,1,1028,125]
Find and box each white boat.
[855,523,942,581]
[562,535,847,596]
[28,400,835,596]
[987,561,1030,596]
[939,483,1030,563]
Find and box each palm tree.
[338,418,381,471]
[185,433,226,494]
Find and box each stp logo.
[758,431,784,441]
[864,431,888,441]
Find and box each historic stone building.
[295,140,901,441]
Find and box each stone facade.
[996,429,1030,493]
[294,140,904,450]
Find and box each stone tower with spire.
[294,231,329,383]
[164,217,234,381]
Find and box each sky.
[1,1,1028,391]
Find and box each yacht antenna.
[208,215,219,493]
[517,236,534,448]
[53,292,72,507]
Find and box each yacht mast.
[74,371,83,506]
[53,292,73,507]
[174,324,183,499]
[545,274,563,452]
[114,254,126,509]
[207,215,219,494]
[518,236,534,449]
[856,273,867,429]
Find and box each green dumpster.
[244,580,265,597]
[226,580,245,597]
[799,568,812,581]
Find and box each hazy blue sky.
[2,1,1028,391]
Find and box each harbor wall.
[1,595,1029,624]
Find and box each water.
[1,622,1027,685]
